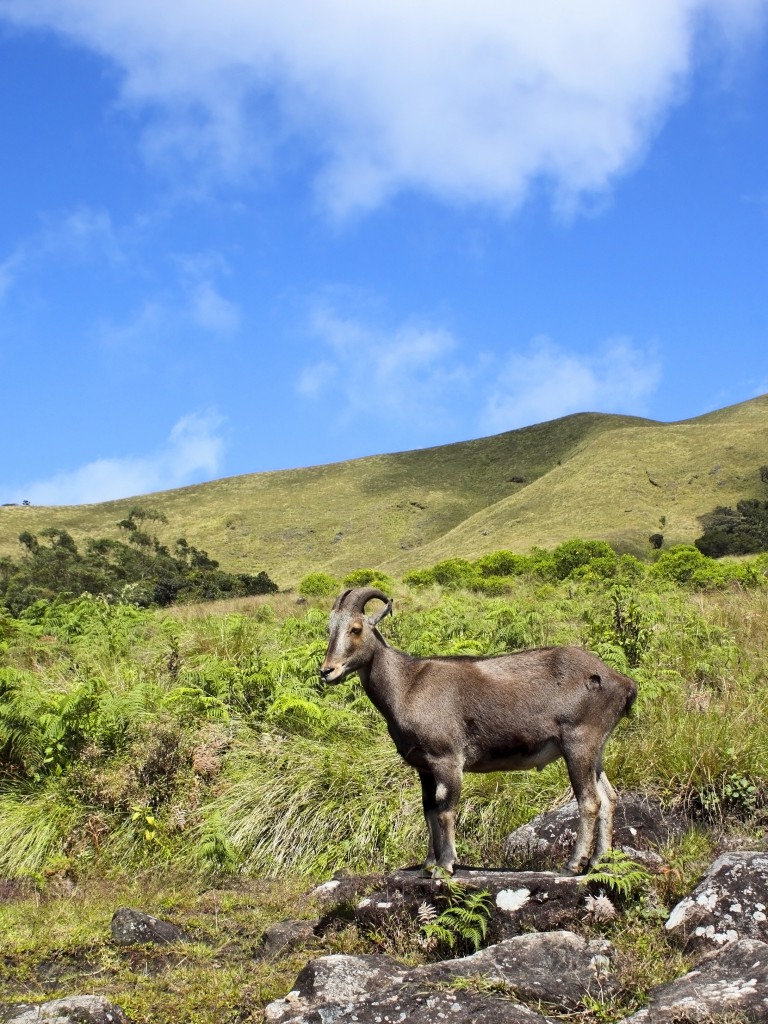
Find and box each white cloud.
[6,411,225,505]
[483,335,662,432]
[298,306,474,432]
[0,1,763,215]
[0,206,123,303]
[299,310,662,439]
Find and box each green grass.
[3,572,768,1022]
[4,396,768,587]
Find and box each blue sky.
[1,1,767,505]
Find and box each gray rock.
[110,907,189,946]
[413,930,615,1009]
[265,953,553,1023]
[265,932,611,1023]
[623,938,768,1023]
[260,919,319,957]
[504,793,686,871]
[1,995,131,1023]
[264,953,408,1022]
[665,852,768,952]
[351,868,588,942]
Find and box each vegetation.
[3,394,768,586]
[3,538,768,1021]
[0,507,277,614]
[695,499,768,557]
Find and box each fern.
[580,849,651,901]
[420,880,492,954]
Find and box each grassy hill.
[2,395,767,587]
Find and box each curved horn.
[332,589,354,612]
[334,587,392,624]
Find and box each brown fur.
[320,588,636,875]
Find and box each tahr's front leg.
[419,763,462,876]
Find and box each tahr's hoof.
[421,864,453,879]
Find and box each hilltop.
[2,394,767,587]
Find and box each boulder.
[504,793,687,871]
[265,931,614,1022]
[1,995,131,1023]
[623,938,768,1022]
[110,907,190,946]
[665,852,768,952]
[259,919,319,957]
[349,868,588,943]
[264,953,409,1022]
[413,930,615,1008]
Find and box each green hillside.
[3,395,767,587]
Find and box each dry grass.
[5,396,767,587]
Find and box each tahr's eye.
[350,624,363,636]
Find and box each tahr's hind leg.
[562,734,602,875]
[591,771,618,867]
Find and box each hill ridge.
[2,396,767,585]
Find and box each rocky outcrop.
[625,938,768,1022]
[504,793,687,871]
[259,919,319,957]
[665,852,768,952]
[110,907,190,946]
[332,867,589,943]
[1,996,131,1023]
[265,931,615,1022]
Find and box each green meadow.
[3,394,768,588]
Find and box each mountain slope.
[2,397,767,586]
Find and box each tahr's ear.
[369,599,392,626]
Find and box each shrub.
[342,568,396,593]
[473,551,530,578]
[651,545,710,585]
[298,572,341,598]
[551,539,617,581]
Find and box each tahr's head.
[319,587,392,684]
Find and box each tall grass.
[2,569,768,881]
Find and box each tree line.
[0,507,277,615]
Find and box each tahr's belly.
[468,739,561,774]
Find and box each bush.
[551,539,617,581]
[473,551,530,578]
[298,572,341,598]
[342,568,396,593]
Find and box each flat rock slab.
[504,792,687,871]
[624,938,768,1023]
[412,930,615,1008]
[265,953,555,1024]
[665,852,768,952]
[1,996,131,1023]
[273,983,553,1024]
[265,931,613,1023]
[110,907,190,946]
[351,868,588,942]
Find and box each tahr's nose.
[318,665,334,681]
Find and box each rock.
[110,907,190,946]
[349,868,588,943]
[264,951,554,1024]
[260,919,319,957]
[413,930,615,1009]
[265,931,612,1022]
[504,792,687,871]
[264,953,408,1022]
[1,995,131,1023]
[623,938,768,1022]
[665,852,768,952]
